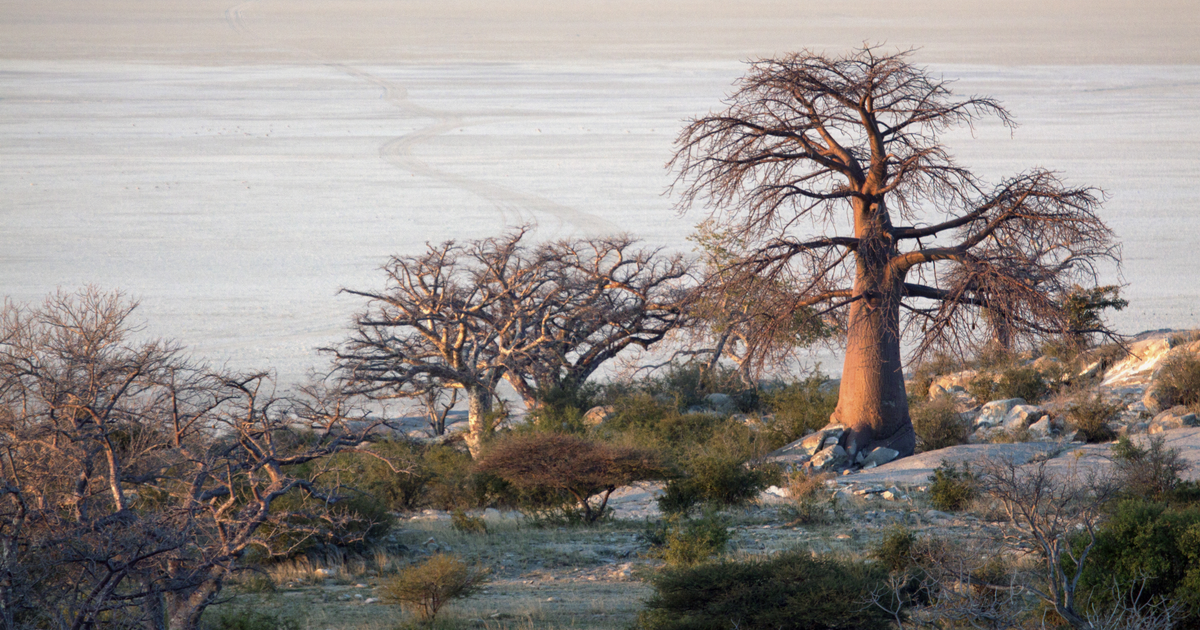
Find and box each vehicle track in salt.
[223,1,616,234]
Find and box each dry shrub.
[378,553,489,622]
[1155,352,1200,411]
[911,394,969,452]
[784,469,833,501]
[1067,393,1120,443]
[475,433,665,523]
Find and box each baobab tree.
[671,47,1117,457]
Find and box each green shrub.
[1155,353,1200,411]
[1066,393,1120,443]
[202,607,300,630]
[658,452,777,515]
[379,553,489,622]
[637,550,893,630]
[1071,499,1200,624]
[873,526,917,573]
[928,461,977,512]
[644,513,731,566]
[910,394,969,452]
[761,374,838,448]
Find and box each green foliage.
[450,509,488,535]
[202,606,300,630]
[1071,499,1200,624]
[873,526,918,573]
[967,365,1048,404]
[910,394,969,452]
[657,447,778,515]
[1155,352,1200,411]
[1063,284,1127,344]
[1066,393,1120,443]
[637,550,893,630]
[521,382,601,435]
[644,513,731,566]
[928,461,977,512]
[1111,435,1191,500]
[379,553,490,622]
[761,373,838,448]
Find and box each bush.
[637,550,893,630]
[644,513,731,567]
[475,433,665,523]
[450,509,488,535]
[910,394,969,452]
[379,554,489,622]
[928,461,977,512]
[202,607,300,630]
[1155,353,1200,411]
[658,452,778,515]
[1071,499,1200,624]
[779,469,842,525]
[968,365,1048,404]
[1066,393,1120,443]
[1111,435,1191,500]
[761,374,838,448]
[873,526,918,573]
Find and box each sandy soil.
[3,1,1199,385]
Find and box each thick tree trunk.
[830,206,915,457]
[165,578,221,630]
[463,385,493,459]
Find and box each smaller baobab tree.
[330,229,689,457]
[671,47,1118,458]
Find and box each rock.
[861,447,900,468]
[704,393,736,414]
[810,444,848,471]
[1142,387,1170,414]
[1027,415,1057,439]
[818,379,841,395]
[767,425,845,464]
[314,568,335,578]
[1148,406,1199,434]
[975,398,1027,429]
[582,405,615,426]
[1002,404,1047,431]
[929,370,978,397]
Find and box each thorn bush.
[378,553,489,623]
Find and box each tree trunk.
[463,385,493,459]
[164,577,221,630]
[830,209,915,457]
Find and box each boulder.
[975,398,1027,430]
[766,425,845,466]
[861,447,900,468]
[582,405,615,427]
[1003,404,1047,431]
[703,393,737,414]
[1027,415,1057,439]
[810,444,848,472]
[1148,405,1199,434]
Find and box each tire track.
[223,3,616,234]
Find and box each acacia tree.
[671,47,1117,457]
[331,230,688,456]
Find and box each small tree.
[379,553,489,623]
[475,433,664,523]
[671,47,1118,457]
[331,229,689,457]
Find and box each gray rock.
[582,405,615,427]
[810,444,848,471]
[975,398,1028,429]
[704,393,736,414]
[1027,416,1056,439]
[861,447,900,467]
[1149,405,1199,434]
[1003,404,1047,431]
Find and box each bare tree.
[0,289,390,630]
[330,229,689,456]
[670,47,1117,457]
